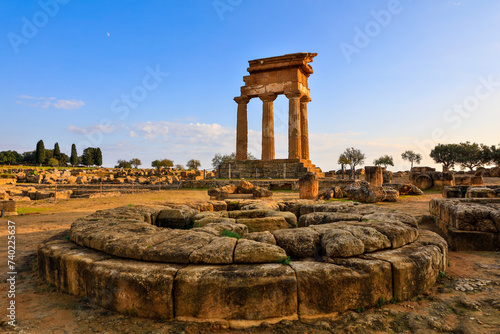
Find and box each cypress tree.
[81,148,94,166]
[53,142,61,160]
[36,140,45,166]
[70,144,78,166]
[94,148,103,166]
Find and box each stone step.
[300,162,325,178]
[220,160,325,179]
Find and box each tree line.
[114,153,259,171]
[337,142,499,180]
[114,158,202,170]
[0,140,102,167]
[429,142,500,171]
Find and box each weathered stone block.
[0,199,16,215]
[142,231,213,263]
[188,237,237,264]
[156,208,196,229]
[298,212,361,227]
[365,166,383,187]
[415,174,433,190]
[367,242,444,301]
[350,220,418,249]
[272,228,319,258]
[234,239,286,263]
[299,172,318,199]
[244,231,276,245]
[264,210,297,227]
[321,229,364,258]
[86,259,180,319]
[384,188,400,202]
[466,187,496,199]
[471,176,484,185]
[455,175,472,186]
[236,217,291,232]
[442,186,464,198]
[38,237,111,296]
[174,264,297,321]
[291,260,392,318]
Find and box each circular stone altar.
[38,199,448,327]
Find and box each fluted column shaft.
[234,96,250,160]
[300,96,311,160]
[259,93,277,160]
[286,92,303,159]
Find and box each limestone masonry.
[231,53,322,179]
[39,200,447,326]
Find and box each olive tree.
[152,159,174,169]
[186,159,201,170]
[373,155,394,168]
[340,147,366,180]
[401,150,422,169]
[455,142,491,171]
[429,144,459,171]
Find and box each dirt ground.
[1,188,499,334]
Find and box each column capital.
[285,91,303,99]
[300,95,311,103]
[258,93,277,102]
[234,96,250,104]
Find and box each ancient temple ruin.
[225,53,323,179]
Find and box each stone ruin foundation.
[39,199,447,327]
[430,198,500,251]
[443,185,500,199]
[409,167,456,190]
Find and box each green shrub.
[220,230,241,239]
[276,256,291,265]
[48,158,59,167]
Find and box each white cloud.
[18,95,55,100]
[69,123,118,135]
[54,99,85,110]
[124,121,236,168]
[17,95,84,110]
[132,121,234,146]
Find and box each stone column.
[300,96,311,161]
[259,93,277,160]
[286,92,303,159]
[234,96,250,160]
[365,166,383,187]
[299,172,318,199]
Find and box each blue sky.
[1,0,499,171]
